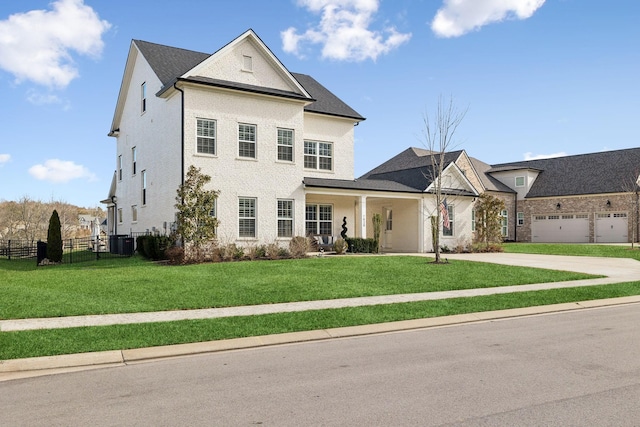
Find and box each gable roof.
[469,157,515,193]
[304,147,477,196]
[489,147,640,197]
[132,31,364,121]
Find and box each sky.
[0,0,638,208]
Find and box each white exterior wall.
[114,50,182,235]
[490,170,540,200]
[184,85,311,244]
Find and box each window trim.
[277,199,294,238]
[141,170,147,206]
[515,176,525,187]
[196,118,217,156]
[132,146,137,175]
[500,209,508,237]
[238,197,257,238]
[238,123,257,159]
[443,204,454,237]
[277,128,294,163]
[118,155,122,181]
[117,208,123,224]
[131,205,138,223]
[141,82,147,114]
[517,212,524,226]
[471,209,476,232]
[305,203,333,235]
[304,140,333,171]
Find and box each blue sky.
[0,0,638,208]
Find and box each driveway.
[442,252,640,283]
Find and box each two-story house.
[104,29,639,251]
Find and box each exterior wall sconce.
[556,203,561,210]
[606,200,611,208]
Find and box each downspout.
[514,195,517,242]
[173,82,185,192]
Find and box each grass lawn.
[1,247,638,360]
[2,282,640,360]
[503,242,640,260]
[0,255,597,319]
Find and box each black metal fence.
[0,235,136,265]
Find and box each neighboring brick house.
[103,29,639,250]
[485,148,640,243]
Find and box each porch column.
[359,196,367,238]
[418,198,425,253]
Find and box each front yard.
[1,246,639,360]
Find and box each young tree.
[46,209,63,262]
[175,166,220,260]
[422,95,467,263]
[473,193,506,250]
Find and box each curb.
[2,296,640,381]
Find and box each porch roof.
[303,177,477,197]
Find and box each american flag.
[440,198,450,230]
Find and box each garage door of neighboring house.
[531,214,589,243]
[595,212,628,243]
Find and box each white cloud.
[282,0,411,61]
[0,154,10,165]
[0,0,111,88]
[524,151,566,161]
[432,0,546,38]
[29,159,96,183]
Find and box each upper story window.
[131,205,138,223]
[515,176,525,187]
[141,82,147,114]
[304,140,332,171]
[277,128,294,162]
[118,155,122,181]
[197,119,216,155]
[242,55,253,72]
[141,170,147,205]
[132,146,137,175]
[238,123,256,159]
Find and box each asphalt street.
[1,303,639,426]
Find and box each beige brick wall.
[514,193,639,243]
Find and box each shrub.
[137,235,171,260]
[346,238,378,253]
[333,238,348,254]
[165,246,185,265]
[289,236,310,258]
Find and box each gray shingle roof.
[469,157,515,193]
[133,39,364,121]
[357,147,464,191]
[489,147,640,197]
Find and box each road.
[2,304,640,426]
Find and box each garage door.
[595,212,628,243]
[532,214,589,243]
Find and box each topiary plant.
[46,210,63,263]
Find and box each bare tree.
[422,95,467,263]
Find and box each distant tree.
[46,210,63,262]
[175,166,220,260]
[473,193,506,250]
[422,95,467,263]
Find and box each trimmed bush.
[136,235,171,260]
[346,237,378,253]
[46,210,63,262]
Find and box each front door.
[383,208,393,250]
